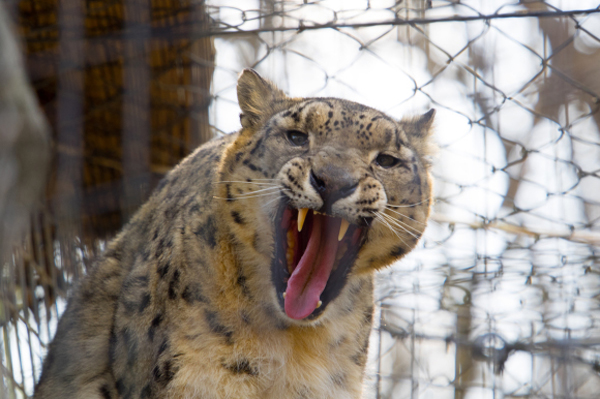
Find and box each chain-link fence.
[2,0,600,398]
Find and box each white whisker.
[378,211,422,240]
[385,207,428,226]
[214,180,279,186]
[236,186,284,197]
[264,195,283,208]
[374,212,410,249]
[213,191,285,201]
[382,210,424,233]
[378,211,417,236]
[386,199,429,208]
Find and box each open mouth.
[271,201,369,320]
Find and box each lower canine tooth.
[316,300,322,308]
[283,292,287,298]
[338,219,350,241]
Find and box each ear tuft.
[237,69,286,128]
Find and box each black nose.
[310,169,358,214]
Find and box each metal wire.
[2,1,600,398]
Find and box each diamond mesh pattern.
[2,1,600,398]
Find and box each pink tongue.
[284,214,340,320]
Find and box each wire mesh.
[2,0,600,398]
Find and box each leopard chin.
[271,200,371,320]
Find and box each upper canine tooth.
[338,219,350,241]
[298,208,308,232]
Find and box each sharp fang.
[338,219,350,241]
[283,292,287,298]
[316,300,322,308]
[298,208,308,232]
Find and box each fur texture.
[34,70,435,399]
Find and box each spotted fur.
[34,70,435,399]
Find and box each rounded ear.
[237,69,287,128]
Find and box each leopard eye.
[375,153,400,168]
[286,130,309,146]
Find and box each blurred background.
[1,0,600,398]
